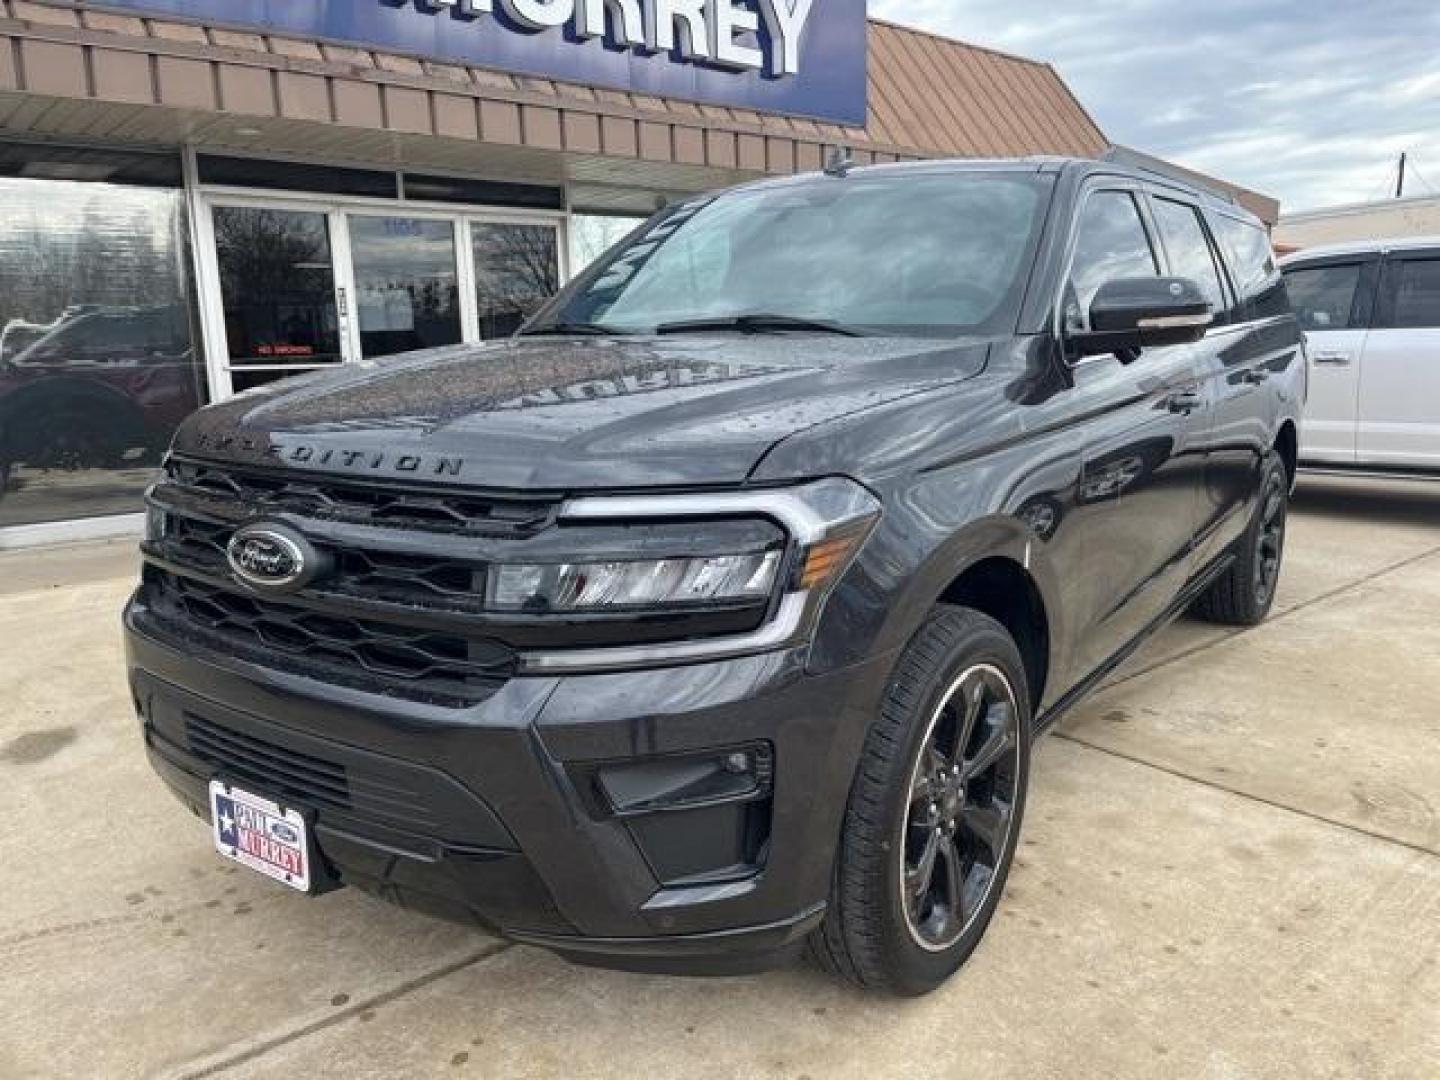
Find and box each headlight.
[488,551,782,612]
[513,478,882,673]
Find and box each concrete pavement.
[2,474,1437,1079]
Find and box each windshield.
[532,171,1052,338]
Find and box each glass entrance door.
[348,215,463,359]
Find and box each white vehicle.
[1281,239,1440,471]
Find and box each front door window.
[1064,190,1159,332]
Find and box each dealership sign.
[89,0,868,125]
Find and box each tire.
[1192,455,1289,626]
[809,606,1031,995]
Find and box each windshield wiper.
[520,322,627,337]
[654,313,866,337]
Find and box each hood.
[175,335,991,490]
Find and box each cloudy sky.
[869,0,1440,213]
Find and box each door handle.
[1165,388,1203,415]
[1240,368,1270,386]
[1312,351,1352,367]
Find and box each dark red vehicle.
[0,305,201,498]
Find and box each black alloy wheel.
[810,606,1032,995]
[1252,472,1286,610]
[901,664,1021,952]
[1193,454,1289,626]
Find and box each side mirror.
[1069,276,1213,360]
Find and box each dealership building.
[0,0,1276,546]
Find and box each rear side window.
[1211,214,1288,320]
[1151,198,1228,319]
[1385,258,1440,328]
[1283,263,1364,331]
[1064,190,1159,331]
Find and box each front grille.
[164,514,490,614]
[139,458,538,704]
[184,714,441,836]
[173,460,556,536]
[152,459,564,617]
[142,569,511,707]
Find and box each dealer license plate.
[209,780,312,893]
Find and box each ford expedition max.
[127,157,1303,994]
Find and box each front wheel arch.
[859,514,1064,714]
[937,556,1051,714]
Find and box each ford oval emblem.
[226,523,324,593]
[268,821,300,844]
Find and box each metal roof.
[863,20,1108,159]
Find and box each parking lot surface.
[3,475,1438,1079]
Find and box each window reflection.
[350,216,462,358]
[473,223,559,338]
[214,207,342,368]
[0,175,201,528]
[570,214,644,275]
[549,178,1047,336]
[1065,191,1160,331]
[1152,198,1228,317]
[1210,213,1288,320]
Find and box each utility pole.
[1397,152,1408,198]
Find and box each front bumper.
[126,595,894,973]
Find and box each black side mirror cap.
[1069,276,1213,360]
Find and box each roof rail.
[1101,146,1240,209]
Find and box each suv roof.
[732,155,1262,228]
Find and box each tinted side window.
[1283,263,1363,331]
[1385,258,1440,329]
[1065,190,1159,331]
[1151,198,1228,317]
[1211,213,1288,320]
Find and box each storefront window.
[0,162,201,529]
[213,207,343,372]
[473,223,560,338]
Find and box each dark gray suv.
[127,156,1302,994]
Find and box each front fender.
[809,497,1068,700]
